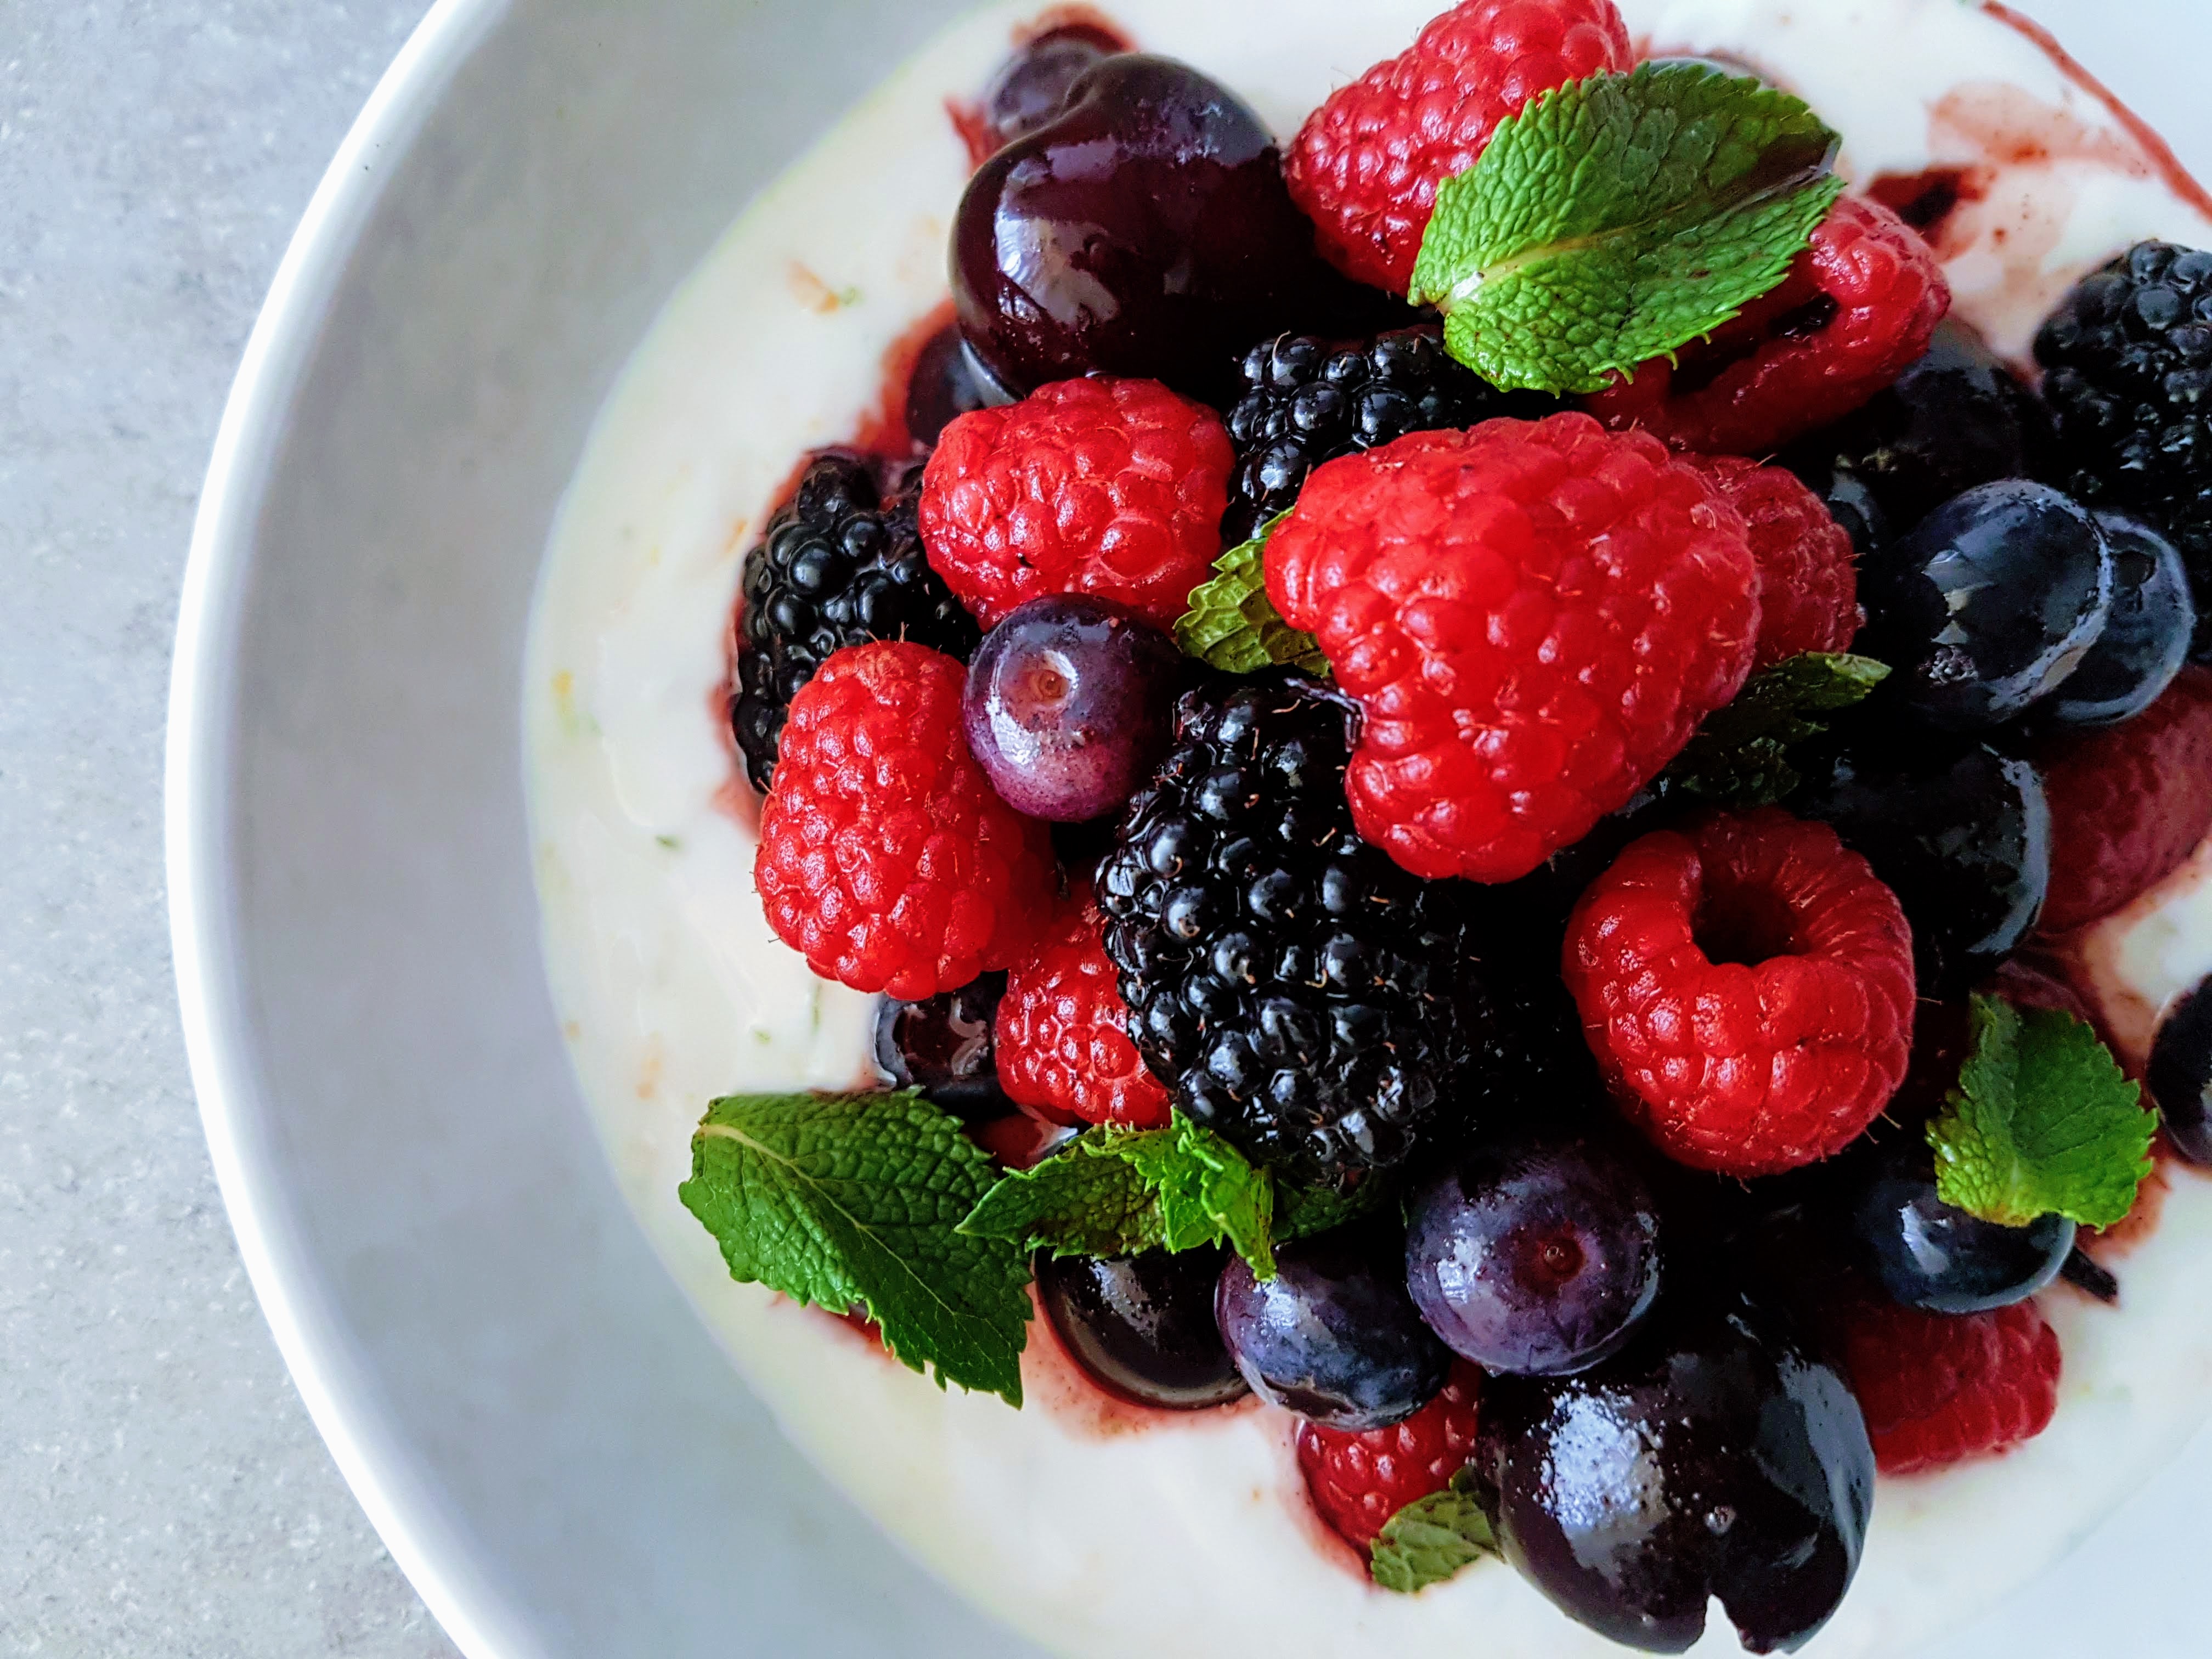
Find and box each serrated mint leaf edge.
[957,1131,1167,1260]
[1369,1469,1498,1594]
[1174,512,1329,677]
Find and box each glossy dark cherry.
[872,974,1013,1120]
[1472,1288,1874,1656]
[905,324,1000,447]
[952,54,1354,402]
[2044,511,2196,727]
[1846,1140,2074,1313]
[2147,974,2212,1165]
[977,24,1126,150]
[1214,1227,1452,1431]
[1038,1247,1250,1409]
[1404,1131,1662,1377]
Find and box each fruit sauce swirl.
[526,2,2212,1656]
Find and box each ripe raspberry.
[1679,453,1861,669]
[2036,666,2212,934]
[754,641,1056,1000]
[1265,414,1760,883]
[1834,1297,2062,1475]
[1297,1363,1482,1554]
[995,882,1171,1130]
[1562,808,1916,1177]
[1285,0,1633,295]
[919,377,1233,630]
[1585,196,1950,456]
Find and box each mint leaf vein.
[1173,512,1328,677]
[1369,1469,1498,1594]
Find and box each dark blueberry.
[1782,318,2053,535]
[904,324,998,448]
[1038,1248,1250,1409]
[1795,723,2050,996]
[2043,512,2196,727]
[2147,974,2212,1165]
[872,974,1013,1120]
[963,595,1182,821]
[1859,480,2115,732]
[1404,1130,1662,1376]
[976,24,1124,150]
[952,55,1363,403]
[1845,1139,2074,1313]
[1214,1228,1452,1430]
[1472,1288,1874,1655]
[1783,454,1892,563]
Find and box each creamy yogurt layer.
[523,3,2212,1654]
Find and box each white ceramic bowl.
[170,3,2212,1656]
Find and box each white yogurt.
[523,3,2212,1654]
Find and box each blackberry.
[1221,327,1525,543]
[731,452,980,791]
[1096,676,1491,1188]
[2035,240,2212,656]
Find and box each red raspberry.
[1834,1297,2062,1475]
[919,376,1232,629]
[1584,196,1950,455]
[1562,808,1916,1176]
[1265,414,1760,883]
[754,642,1056,1000]
[1285,0,1633,295]
[1296,1363,1482,1554]
[995,882,1171,1130]
[1678,454,1860,669]
[2036,665,2212,934]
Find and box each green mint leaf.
[1274,1175,1395,1244]
[1928,996,2159,1229]
[680,1091,1032,1406]
[961,1113,1277,1278]
[1370,1469,1498,1594]
[1174,512,1329,677]
[1408,61,1845,395]
[1665,651,1889,806]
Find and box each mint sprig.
[1409,61,1845,395]
[1369,1468,1498,1594]
[1274,1174,1394,1244]
[961,1113,1277,1278]
[680,1091,1032,1405]
[1173,512,1328,677]
[1928,996,2158,1230]
[1664,651,1889,806]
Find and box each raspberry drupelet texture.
[1297,1362,1482,1554]
[919,376,1233,630]
[733,452,981,793]
[1562,808,1916,1177]
[995,882,1172,1130]
[1835,1297,2063,1475]
[1265,414,1761,884]
[2035,665,2212,935]
[1585,196,1950,456]
[1679,453,1861,669]
[1285,0,1634,295]
[754,641,1057,1000]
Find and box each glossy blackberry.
[1096,676,1476,1188]
[732,452,980,792]
[1221,327,1523,543]
[2035,241,2212,657]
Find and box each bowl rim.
[164,2,524,1654]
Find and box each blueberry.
[1860,480,2115,731]
[2044,512,2196,727]
[1404,1132,1662,1376]
[1846,1140,2074,1313]
[1038,1248,1250,1409]
[1785,455,1893,563]
[1473,1286,1874,1655]
[1214,1228,1451,1430]
[872,975,1013,1120]
[903,324,1000,448]
[963,595,1183,821]
[1796,723,2051,996]
[2147,975,2212,1165]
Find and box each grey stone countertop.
[0,4,453,1655]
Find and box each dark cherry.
[873,974,1014,1120]
[1039,1247,1250,1409]
[1215,1227,1452,1431]
[1784,454,1893,563]
[904,324,1001,447]
[952,54,1356,403]
[1844,1139,2074,1313]
[978,25,1126,150]
[1472,1288,1874,1655]
[2147,974,2212,1165]
[2044,511,2196,727]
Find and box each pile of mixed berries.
[706,3,2212,1651]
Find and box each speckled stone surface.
[0,4,454,1654]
